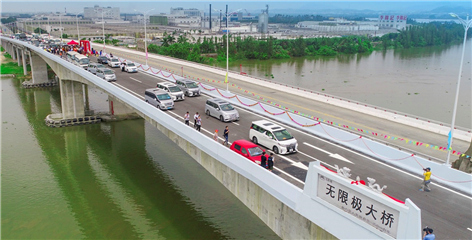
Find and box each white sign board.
[317,173,399,238]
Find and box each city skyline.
[1,0,471,15]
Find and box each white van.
[66,51,79,63]
[144,88,174,110]
[74,54,90,69]
[108,57,120,68]
[249,120,298,154]
[205,98,239,122]
[156,82,185,101]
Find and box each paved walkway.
[102,44,471,164]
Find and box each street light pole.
[226,15,229,92]
[446,13,472,166]
[59,13,63,43]
[135,9,154,66]
[75,12,82,42]
[95,9,111,50]
[47,16,50,39]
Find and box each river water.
[1,78,280,239]
[218,40,471,129]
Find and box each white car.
[96,68,116,82]
[124,62,138,73]
[249,120,298,154]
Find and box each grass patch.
[4,53,12,59]
[0,46,4,52]
[1,62,29,74]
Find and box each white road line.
[297,151,335,169]
[467,228,472,232]
[274,167,305,185]
[129,77,142,83]
[112,77,472,200]
[303,142,331,155]
[112,82,144,99]
[232,122,240,126]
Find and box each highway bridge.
[2,37,471,239]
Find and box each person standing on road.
[194,112,200,128]
[260,151,267,168]
[267,153,274,172]
[195,116,202,132]
[213,129,219,141]
[419,167,432,192]
[223,126,229,146]
[423,227,435,240]
[184,111,190,125]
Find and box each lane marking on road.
[274,167,305,185]
[303,142,353,164]
[297,151,335,169]
[112,82,144,99]
[129,77,142,83]
[467,228,472,232]
[232,122,240,126]
[275,154,308,170]
[113,77,472,201]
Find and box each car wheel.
[252,137,258,144]
[219,115,224,122]
[145,100,148,103]
[273,146,279,154]
[206,110,210,116]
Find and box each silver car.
[144,88,174,110]
[205,98,239,122]
[96,68,116,82]
[176,79,200,97]
[87,63,106,75]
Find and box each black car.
[97,56,108,64]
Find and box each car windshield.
[99,57,107,60]
[79,58,90,64]
[157,93,171,100]
[273,129,294,141]
[168,86,181,92]
[111,59,119,62]
[220,104,234,111]
[247,146,264,157]
[127,63,135,67]
[185,82,198,88]
[103,69,114,74]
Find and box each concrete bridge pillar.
[11,45,17,60]
[28,52,49,83]
[16,47,21,66]
[60,79,85,119]
[108,96,136,116]
[22,49,28,75]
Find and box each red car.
[230,139,269,165]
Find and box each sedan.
[97,56,108,64]
[230,139,269,165]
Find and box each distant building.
[150,14,201,27]
[378,15,407,30]
[258,5,269,34]
[296,18,379,32]
[170,7,203,17]
[84,5,120,20]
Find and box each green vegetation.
[1,46,5,52]
[144,22,468,66]
[147,34,373,64]
[376,22,468,50]
[1,62,30,74]
[1,17,16,24]
[61,33,68,39]
[93,39,120,45]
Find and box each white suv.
[249,120,298,154]
[156,82,185,101]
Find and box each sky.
[1,0,471,14]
